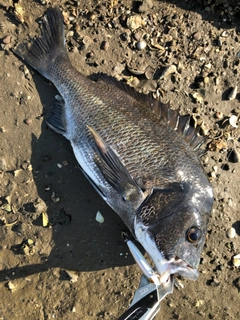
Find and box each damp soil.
[0,1,240,319]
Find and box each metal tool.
[118,240,174,320]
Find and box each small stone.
[95,211,104,223]
[221,31,229,37]
[228,86,237,100]
[7,281,16,292]
[233,254,240,267]
[226,227,236,239]
[195,300,204,307]
[191,91,203,103]
[159,65,177,79]
[126,15,144,30]
[0,158,7,171]
[193,32,201,40]
[2,203,12,212]
[65,270,78,283]
[133,31,142,41]
[138,0,153,13]
[101,40,109,50]
[82,36,92,47]
[215,111,224,119]
[174,279,184,290]
[2,35,11,44]
[227,148,239,163]
[203,76,210,84]
[14,168,22,177]
[42,212,49,227]
[136,40,146,50]
[66,31,74,38]
[24,118,32,125]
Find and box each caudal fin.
[15,7,68,77]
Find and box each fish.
[15,7,214,284]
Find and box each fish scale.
[15,7,214,284]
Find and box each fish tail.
[15,7,68,77]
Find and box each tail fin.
[15,7,69,77]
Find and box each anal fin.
[46,99,66,135]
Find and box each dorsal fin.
[92,73,206,157]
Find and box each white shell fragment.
[42,212,49,227]
[126,15,144,30]
[229,115,238,128]
[233,254,240,267]
[95,211,104,223]
[7,281,16,292]
[159,65,177,79]
[226,227,236,239]
[228,86,237,100]
[65,270,79,283]
[192,92,203,103]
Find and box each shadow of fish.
[15,7,214,284]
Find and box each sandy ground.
[0,0,240,319]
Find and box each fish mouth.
[134,221,199,285]
[157,256,199,284]
[150,255,199,285]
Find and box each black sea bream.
[16,7,214,284]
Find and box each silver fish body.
[16,7,214,284]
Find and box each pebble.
[228,86,237,100]
[133,30,142,41]
[0,158,7,171]
[24,118,32,125]
[215,111,224,119]
[226,227,236,239]
[7,281,16,292]
[227,148,239,163]
[65,270,79,283]
[174,279,184,290]
[191,91,203,103]
[221,31,230,37]
[2,35,11,44]
[159,64,177,79]
[95,211,104,223]
[138,0,153,13]
[136,40,146,50]
[126,15,144,30]
[204,76,210,84]
[101,40,109,50]
[193,32,201,40]
[82,36,92,47]
[233,254,240,267]
[42,212,49,227]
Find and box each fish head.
[134,182,213,284]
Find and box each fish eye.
[186,227,201,243]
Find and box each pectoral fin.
[87,125,144,202]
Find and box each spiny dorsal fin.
[93,73,206,156]
[87,125,144,202]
